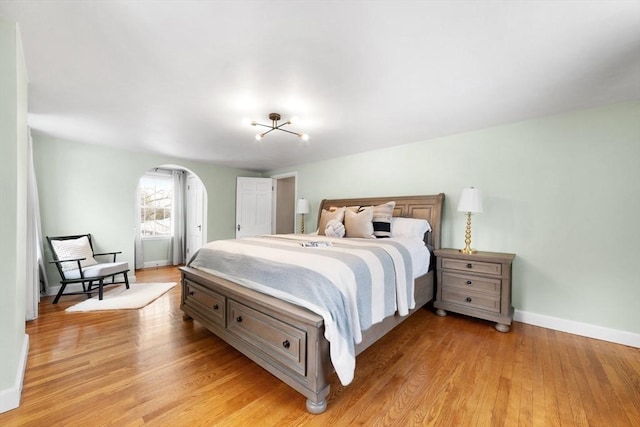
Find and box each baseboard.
[0,334,29,413]
[143,260,169,268]
[514,309,640,348]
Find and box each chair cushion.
[50,236,98,271]
[64,262,129,280]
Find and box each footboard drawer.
[228,299,307,376]
[184,278,226,327]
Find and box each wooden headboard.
[318,194,445,249]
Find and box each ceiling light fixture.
[251,113,309,142]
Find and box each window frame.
[139,171,174,240]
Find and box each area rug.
[65,282,177,312]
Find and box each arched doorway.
[134,165,207,270]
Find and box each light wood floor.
[2,266,638,426]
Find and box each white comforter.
[189,234,430,385]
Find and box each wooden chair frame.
[47,234,130,304]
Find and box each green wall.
[0,17,28,411]
[30,101,640,337]
[269,101,640,335]
[33,135,260,286]
[142,238,171,267]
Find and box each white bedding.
[298,234,430,277]
[317,235,431,278]
[188,234,431,386]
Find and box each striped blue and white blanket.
[188,234,428,386]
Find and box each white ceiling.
[2,1,639,172]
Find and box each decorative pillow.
[344,207,375,238]
[391,217,431,240]
[317,208,345,236]
[50,236,98,271]
[368,201,395,238]
[324,219,345,238]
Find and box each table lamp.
[457,187,483,254]
[296,198,310,234]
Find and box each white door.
[186,175,204,260]
[236,177,273,238]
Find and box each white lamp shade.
[296,198,310,214]
[457,188,483,213]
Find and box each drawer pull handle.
[189,291,195,296]
[236,316,243,323]
[466,280,472,286]
[466,263,473,269]
[282,340,290,349]
[466,297,472,303]
[213,304,219,310]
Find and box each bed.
[180,194,444,413]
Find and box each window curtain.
[26,130,47,320]
[169,170,186,265]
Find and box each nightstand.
[434,249,515,332]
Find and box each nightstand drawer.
[442,287,500,313]
[441,271,501,294]
[441,258,502,276]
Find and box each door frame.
[271,171,298,234]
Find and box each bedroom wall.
[0,17,28,412]
[268,101,640,341]
[141,238,171,268]
[33,135,261,288]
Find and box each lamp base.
[460,212,477,254]
[459,248,478,254]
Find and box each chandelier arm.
[261,127,277,136]
[274,121,290,130]
[276,128,301,136]
[253,122,274,129]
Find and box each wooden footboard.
[180,266,434,414]
[180,266,332,413]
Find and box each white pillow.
[391,217,431,240]
[345,207,375,238]
[51,236,98,271]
